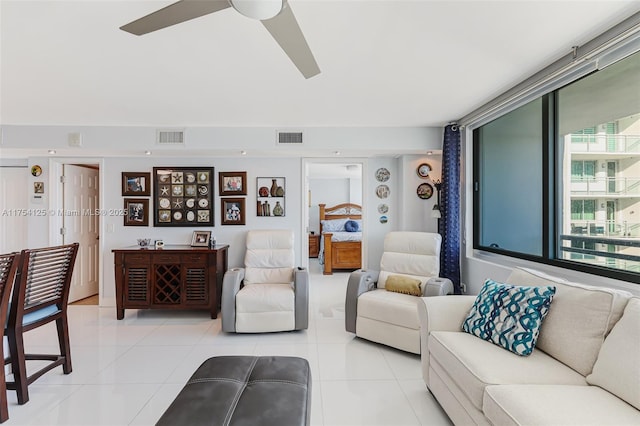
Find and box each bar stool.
[0,252,20,422]
[5,243,79,405]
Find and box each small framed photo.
[124,198,149,226]
[191,230,211,247]
[221,198,246,225]
[219,171,247,196]
[122,172,151,196]
[34,182,44,194]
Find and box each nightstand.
[308,233,320,258]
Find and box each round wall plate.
[375,167,390,182]
[417,182,434,199]
[417,163,432,178]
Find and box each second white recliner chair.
[345,231,453,353]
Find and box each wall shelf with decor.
[256,177,285,217]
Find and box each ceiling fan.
[120,0,320,79]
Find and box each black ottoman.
[156,356,311,426]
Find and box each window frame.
[472,81,640,285]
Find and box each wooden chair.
[0,252,20,422]
[4,243,79,405]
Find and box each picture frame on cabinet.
[191,231,211,247]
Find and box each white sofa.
[418,267,640,426]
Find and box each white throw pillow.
[586,297,640,410]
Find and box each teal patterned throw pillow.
[462,279,556,356]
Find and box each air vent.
[156,129,185,145]
[277,131,303,145]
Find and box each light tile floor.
[4,260,452,425]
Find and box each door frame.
[301,158,368,270]
[49,157,105,304]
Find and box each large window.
[474,50,640,282]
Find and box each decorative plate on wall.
[417,163,432,178]
[376,184,390,199]
[417,182,434,199]
[375,167,390,182]
[377,203,389,214]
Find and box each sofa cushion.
[428,331,586,411]
[484,384,640,426]
[506,267,632,375]
[587,297,640,410]
[462,279,556,356]
[357,289,422,330]
[385,275,422,296]
[236,284,295,332]
[236,284,294,313]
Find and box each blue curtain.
[438,124,461,294]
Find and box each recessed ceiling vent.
[276,131,303,145]
[156,129,185,145]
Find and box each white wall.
[0,162,29,253]
[1,125,439,157]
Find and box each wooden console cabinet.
[113,245,228,320]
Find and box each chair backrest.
[244,230,294,285]
[9,244,79,323]
[0,252,19,324]
[378,232,441,289]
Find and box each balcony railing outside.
[559,234,640,273]
[570,177,640,196]
[571,134,640,153]
[570,220,640,238]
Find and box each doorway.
[50,159,103,305]
[302,159,366,269]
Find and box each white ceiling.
[1,1,639,128]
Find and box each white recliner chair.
[221,229,309,333]
[345,231,453,353]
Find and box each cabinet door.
[123,264,151,306]
[153,256,182,305]
[182,253,209,306]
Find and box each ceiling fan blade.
[120,0,231,36]
[261,2,320,79]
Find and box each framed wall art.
[219,171,247,196]
[256,177,285,217]
[124,198,149,226]
[153,167,214,227]
[122,172,151,196]
[221,198,246,225]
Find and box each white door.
[0,167,28,253]
[63,164,99,303]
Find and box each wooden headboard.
[319,203,362,234]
